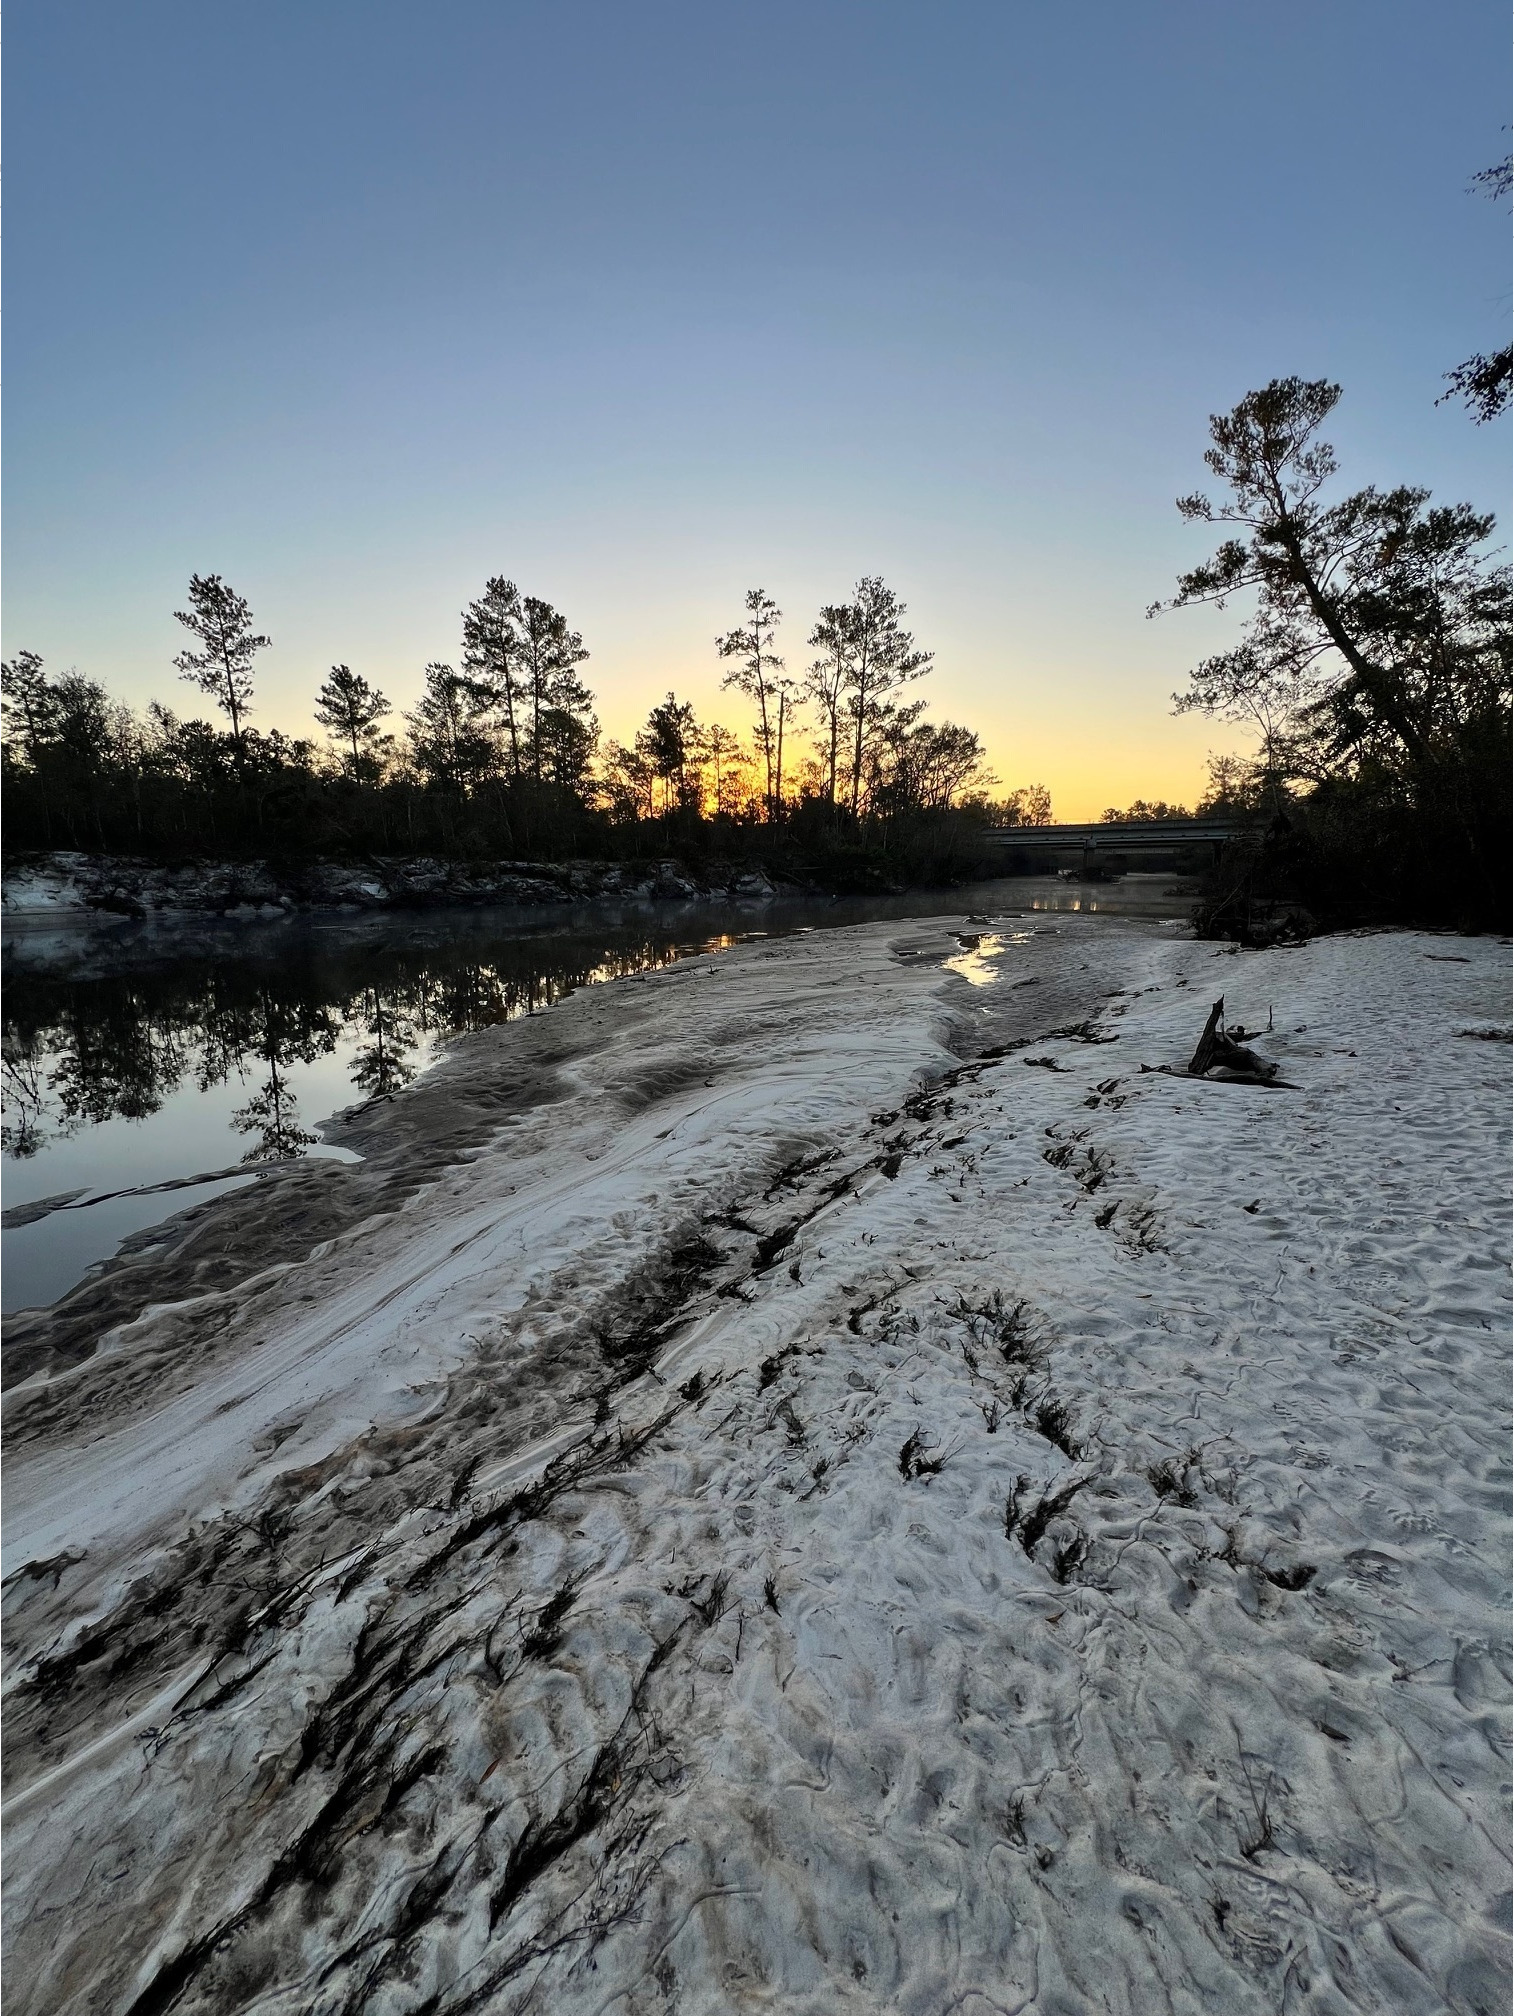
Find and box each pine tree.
[840,578,933,816]
[518,597,592,781]
[172,574,269,772]
[637,692,699,814]
[804,606,852,807]
[314,665,392,778]
[461,577,526,778]
[405,662,500,792]
[717,589,785,819]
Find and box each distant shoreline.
[0,848,801,923]
[0,847,1211,931]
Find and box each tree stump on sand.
[1187,997,1279,1084]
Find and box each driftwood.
[1186,997,1279,1084]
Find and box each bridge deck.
[985,819,1258,849]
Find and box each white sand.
[3,918,1509,2016]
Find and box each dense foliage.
[1156,377,1511,931]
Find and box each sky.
[6,0,1510,820]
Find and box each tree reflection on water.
[1,922,738,1166]
[229,992,339,1160]
[347,987,420,1104]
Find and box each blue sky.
[7,0,1509,816]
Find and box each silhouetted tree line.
[3,573,1050,882]
[1100,798,1200,824]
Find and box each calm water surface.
[1,874,1190,1312]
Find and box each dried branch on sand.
[1142,997,1292,1088]
[1187,998,1279,1082]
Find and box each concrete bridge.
[985,817,1261,869]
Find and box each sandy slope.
[3,917,1509,2016]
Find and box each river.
[1,872,1191,1314]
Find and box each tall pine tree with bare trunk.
[173,574,269,773]
[717,588,785,820]
[804,605,851,809]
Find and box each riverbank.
[3,918,1509,2014]
[2,848,793,920]
[0,880,1194,1324]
